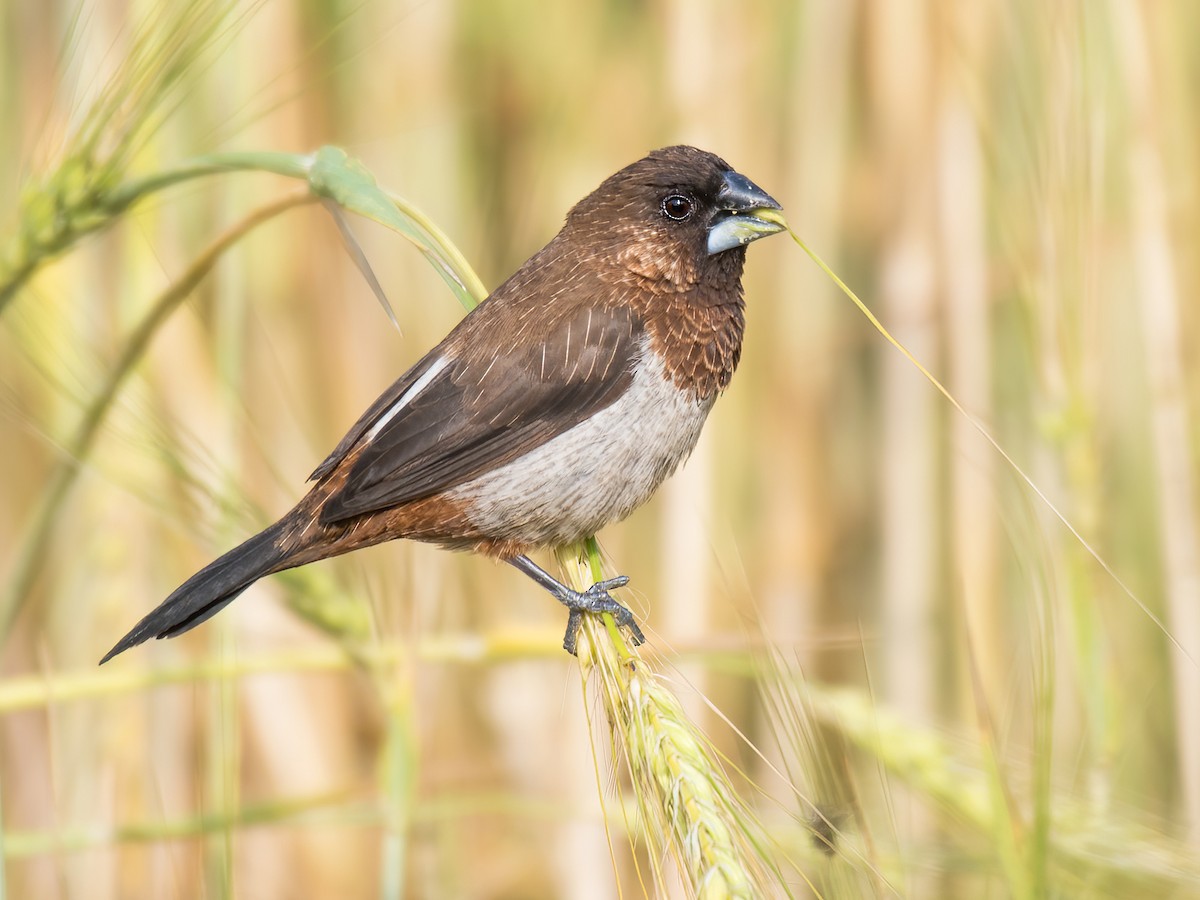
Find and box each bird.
[101,145,784,663]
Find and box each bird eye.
[661,194,693,221]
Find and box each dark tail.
[100,519,291,664]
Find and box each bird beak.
[706,170,785,256]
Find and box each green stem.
[2,147,488,314]
[3,790,573,860]
[583,536,635,659]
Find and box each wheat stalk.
[569,545,788,899]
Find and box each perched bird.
[102,145,783,662]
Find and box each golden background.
[1,1,1198,896]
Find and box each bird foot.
[554,576,645,655]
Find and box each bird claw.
[556,576,645,655]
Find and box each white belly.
[449,352,714,546]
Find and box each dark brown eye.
[662,194,693,221]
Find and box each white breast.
[449,349,714,546]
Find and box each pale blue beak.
[706,170,785,256]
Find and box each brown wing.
[317,304,642,523]
[308,350,446,484]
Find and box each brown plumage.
[102,145,783,661]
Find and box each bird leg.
[507,555,646,654]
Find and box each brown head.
[563,145,784,294]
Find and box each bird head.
[566,145,784,289]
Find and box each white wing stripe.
[365,355,451,441]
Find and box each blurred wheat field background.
[2,1,1199,897]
